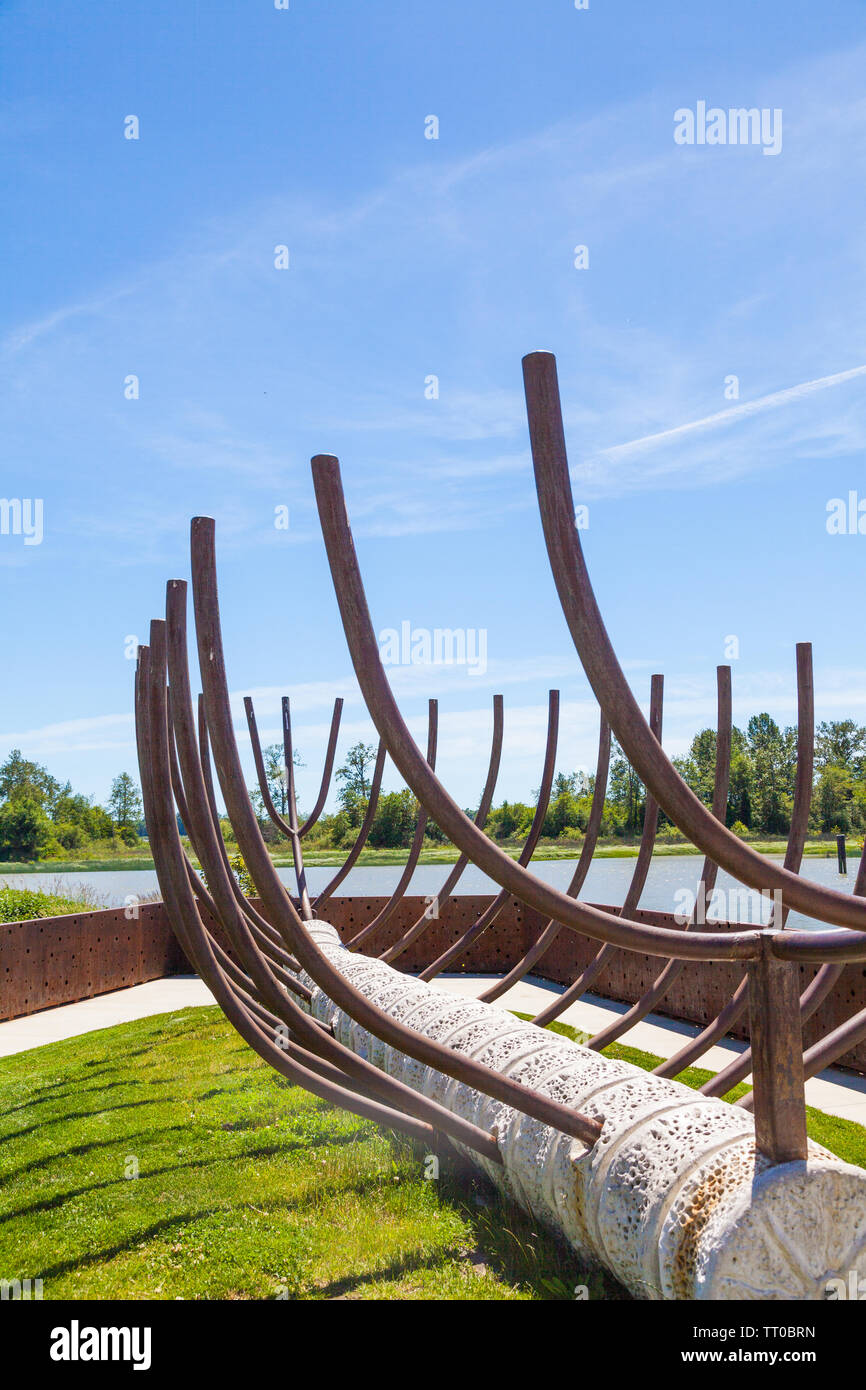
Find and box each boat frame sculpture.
[135,352,866,1299]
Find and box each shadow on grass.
[29,1165,437,1288]
[0,1068,118,1117]
[0,1129,372,1225]
[0,1123,189,1184]
[395,1136,630,1301]
[0,1096,170,1148]
[315,1248,455,1299]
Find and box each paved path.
[2,972,865,1128]
[0,978,212,1059]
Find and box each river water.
[0,852,858,933]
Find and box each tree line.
[0,750,143,861]
[269,715,866,850]
[5,711,864,862]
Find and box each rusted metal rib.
[703,646,820,1098]
[189,518,603,1147]
[799,999,866,1084]
[381,694,505,966]
[195,693,305,969]
[244,696,292,839]
[313,740,387,910]
[480,713,611,1004]
[418,689,560,981]
[281,697,313,919]
[299,697,343,837]
[168,692,312,991]
[726,711,866,1106]
[312,454,764,963]
[242,689,340,903]
[158,592,518,1160]
[585,665,732,1051]
[127,342,866,1185]
[346,700,439,950]
[532,676,663,1027]
[522,349,866,943]
[656,642,814,1081]
[137,638,444,1147]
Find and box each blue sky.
[1,0,865,815]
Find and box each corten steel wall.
[3,895,866,1073]
[0,903,188,1020]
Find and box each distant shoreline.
[0,836,859,874]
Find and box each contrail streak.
[604,363,866,459]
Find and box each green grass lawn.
[0,1007,619,1301]
[1,1005,863,1301]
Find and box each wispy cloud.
[0,286,134,358]
[602,364,866,463]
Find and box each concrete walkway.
[2,971,865,1129]
[0,977,213,1059]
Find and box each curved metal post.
[189,517,603,1146]
[521,349,866,937]
[532,675,663,1027]
[312,454,766,963]
[656,643,813,1081]
[586,665,732,1050]
[382,694,505,965]
[480,711,611,1003]
[347,699,438,950]
[419,689,560,981]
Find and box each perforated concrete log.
[296,921,866,1300]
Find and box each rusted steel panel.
[0,904,189,1021]
[3,894,866,1075]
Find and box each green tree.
[680,728,718,804]
[673,725,755,829]
[108,773,143,844]
[337,742,376,800]
[369,789,417,848]
[53,789,113,841]
[0,798,59,860]
[543,790,584,838]
[726,727,754,829]
[552,771,578,798]
[814,763,856,834]
[746,714,794,834]
[336,742,377,827]
[815,720,866,772]
[0,749,61,812]
[486,799,533,840]
[608,738,644,836]
[250,743,304,820]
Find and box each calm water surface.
[1,852,858,933]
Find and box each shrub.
[369,790,417,849]
[0,887,93,924]
[54,821,86,851]
[0,799,59,860]
[228,852,255,896]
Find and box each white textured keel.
[298,921,866,1300]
